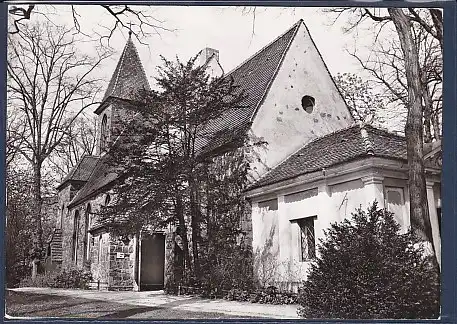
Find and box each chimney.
[198,47,219,66]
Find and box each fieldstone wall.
[164,229,175,289]
[89,232,110,290]
[108,236,135,291]
[59,185,77,269]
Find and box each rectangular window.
[296,217,316,261]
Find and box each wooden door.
[140,233,165,290]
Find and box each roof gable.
[194,20,302,154]
[67,154,117,208]
[57,155,100,190]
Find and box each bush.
[224,286,298,305]
[297,202,440,319]
[19,272,55,288]
[20,268,92,290]
[197,243,255,297]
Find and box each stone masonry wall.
[58,185,72,269]
[108,236,135,291]
[59,185,87,270]
[89,232,110,290]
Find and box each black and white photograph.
[5,4,443,320]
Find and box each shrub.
[198,243,255,297]
[297,202,440,319]
[19,272,55,288]
[19,268,92,290]
[224,286,298,305]
[50,268,92,289]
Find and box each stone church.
[45,20,442,292]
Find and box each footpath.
[10,287,300,319]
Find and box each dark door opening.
[140,233,165,291]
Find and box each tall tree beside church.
[7,21,110,279]
[387,8,435,259]
[99,56,246,282]
[325,8,442,266]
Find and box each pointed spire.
[128,22,133,39]
[100,32,150,105]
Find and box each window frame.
[294,216,317,262]
[72,210,80,263]
[100,114,108,152]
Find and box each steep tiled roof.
[68,154,117,208]
[194,20,301,154]
[250,124,413,189]
[57,155,100,190]
[100,35,151,107]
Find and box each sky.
[29,5,373,85]
[9,4,409,136]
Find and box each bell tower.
[94,31,151,155]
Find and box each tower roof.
[100,36,151,107]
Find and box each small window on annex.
[293,216,317,261]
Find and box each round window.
[301,95,315,113]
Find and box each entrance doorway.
[139,233,165,291]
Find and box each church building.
[45,20,442,292]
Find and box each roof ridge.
[103,41,130,101]
[128,38,151,92]
[248,20,302,123]
[68,155,105,208]
[358,123,375,155]
[365,123,406,139]
[224,19,302,78]
[301,20,355,123]
[57,153,90,189]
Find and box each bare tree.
[333,72,388,126]
[324,7,442,268]
[46,115,98,182]
[8,4,174,45]
[342,11,442,141]
[6,109,27,168]
[7,21,111,279]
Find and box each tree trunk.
[31,161,43,280]
[175,194,191,278]
[190,178,201,282]
[388,9,437,263]
[421,79,433,144]
[431,110,441,141]
[429,9,443,54]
